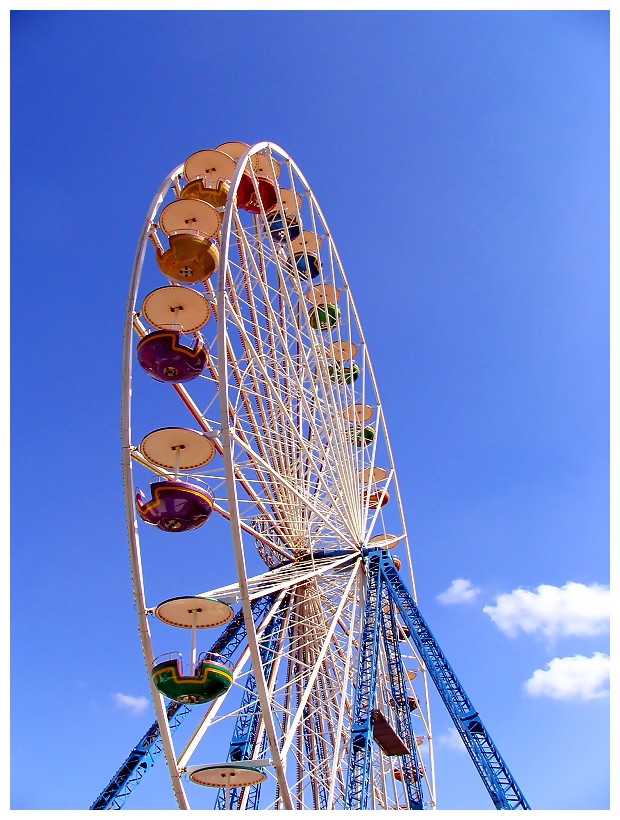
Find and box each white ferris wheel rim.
[121,143,435,810]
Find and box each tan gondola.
[326,340,358,362]
[153,199,221,283]
[344,404,374,424]
[290,230,322,257]
[363,489,390,509]
[181,149,236,207]
[368,533,403,551]
[251,152,281,182]
[274,187,301,216]
[361,466,388,484]
[154,596,233,629]
[307,284,341,305]
[389,694,418,711]
[215,141,250,161]
[159,199,221,239]
[189,762,267,789]
[394,767,424,782]
[141,286,211,333]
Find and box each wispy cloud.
[435,727,467,753]
[112,693,150,714]
[483,582,609,638]
[524,653,610,701]
[437,579,481,604]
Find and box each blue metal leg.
[344,552,382,809]
[379,588,425,809]
[379,553,530,810]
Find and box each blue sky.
[11,10,609,812]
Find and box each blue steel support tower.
[344,550,383,808]
[343,550,530,810]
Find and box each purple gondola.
[136,481,214,532]
[136,330,207,383]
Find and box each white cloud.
[112,693,150,714]
[435,727,467,753]
[483,582,609,638]
[524,653,610,701]
[437,579,481,604]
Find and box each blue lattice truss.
[214,594,290,810]
[380,585,425,809]
[344,550,530,810]
[92,553,529,810]
[90,594,276,810]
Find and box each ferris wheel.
[96,142,530,811]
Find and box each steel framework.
[103,141,530,810]
[94,552,528,810]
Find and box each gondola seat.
[294,251,321,280]
[266,211,301,243]
[155,234,219,284]
[328,362,359,384]
[137,330,207,383]
[363,489,390,510]
[350,425,375,447]
[180,177,230,208]
[309,303,340,331]
[136,481,214,532]
[236,173,278,214]
[152,654,233,704]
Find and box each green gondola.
[329,361,359,384]
[309,303,341,331]
[349,424,375,447]
[152,655,232,705]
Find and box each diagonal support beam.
[379,589,424,809]
[344,552,383,809]
[379,551,530,811]
[215,595,290,809]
